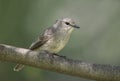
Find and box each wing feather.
[29,27,54,50]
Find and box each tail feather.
[14,64,24,71]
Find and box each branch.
[0,44,120,81]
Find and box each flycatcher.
[14,18,80,71]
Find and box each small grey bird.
[14,18,80,71]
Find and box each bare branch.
[0,44,120,81]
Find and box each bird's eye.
[65,22,70,25]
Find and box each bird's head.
[54,18,80,32]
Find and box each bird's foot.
[40,50,66,58]
[52,53,66,58]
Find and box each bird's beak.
[69,24,80,29]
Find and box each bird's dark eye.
[65,22,70,25]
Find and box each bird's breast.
[40,34,70,53]
[45,38,67,53]
[39,30,72,53]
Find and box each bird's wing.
[29,27,54,50]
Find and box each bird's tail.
[13,64,24,71]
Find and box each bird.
[13,18,80,71]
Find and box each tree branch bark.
[0,44,120,81]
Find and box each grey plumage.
[14,18,80,71]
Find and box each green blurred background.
[0,0,120,81]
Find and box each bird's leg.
[40,50,66,64]
[52,53,66,58]
[40,50,66,58]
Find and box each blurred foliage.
[0,0,120,81]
